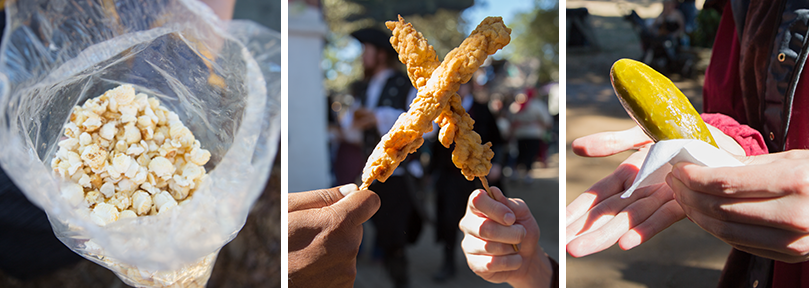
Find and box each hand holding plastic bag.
[0,0,280,286]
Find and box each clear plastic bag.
[0,0,280,286]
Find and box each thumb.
[289,184,357,212]
[329,188,381,227]
[572,126,652,157]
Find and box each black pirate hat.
[350,27,396,55]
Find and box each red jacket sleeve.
[701,113,768,156]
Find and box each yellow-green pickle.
[610,58,718,147]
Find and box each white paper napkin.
[621,139,744,198]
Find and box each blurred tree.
[344,0,474,22]
[691,7,721,48]
[501,0,559,85]
[321,0,371,96]
[321,0,470,97]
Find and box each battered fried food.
[435,93,495,181]
[386,15,441,89]
[387,15,495,181]
[359,16,511,190]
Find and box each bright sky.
[461,0,537,34]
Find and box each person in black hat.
[332,27,422,288]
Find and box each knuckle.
[790,169,809,194]
[707,200,731,221]
[785,150,809,160]
[709,222,735,242]
[317,190,339,206]
[459,214,474,232]
[704,174,735,194]
[460,236,474,252]
[478,220,495,239]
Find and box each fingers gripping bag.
[0,0,281,286]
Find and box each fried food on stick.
[388,16,496,182]
[359,16,511,190]
[387,15,441,89]
[436,93,495,181]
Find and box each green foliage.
[692,8,721,48]
[320,0,560,94]
[321,0,465,95]
[501,0,559,85]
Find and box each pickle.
[610,58,717,147]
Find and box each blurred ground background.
[566,0,733,287]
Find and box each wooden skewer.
[478,176,519,253]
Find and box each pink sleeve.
[701,113,768,156]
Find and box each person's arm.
[199,0,236,21]
[460,187,555,288]
[288,184,380,288]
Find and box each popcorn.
[81,144,107,171]
[58,138,79,151]
[52,85,211,226]
[64,122,80,138]
[124,123,141,144]
[110,193,132,211]
[188,146,211,166]
[119,210,137,219]
[82,112,103,132]
[62,183,85,207]
[86,190,104,206]
[132,190,152,215]
[100,182,116,198]
[149,157,175,179]
[90,203,120,226]
[126,144,146,156]
[99,122,117,140]
[109,85,136,106]
[78,174,92,188]
[153,191,177,214]
[80,132,93,146]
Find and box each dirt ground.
[565,1,732,287]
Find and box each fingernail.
[504,212,515,225]
[665,173,673,187]
[339,184,358,196]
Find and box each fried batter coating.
[435,93,494,180]
[388,15,498,181]
[359,16,511,190]
[386,15,441,89]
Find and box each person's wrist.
[508,247,554,288]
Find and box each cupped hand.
[288,184,380,288]
[670,150,809,263]
[566,123,744,257]
[566,126,684,257]
[459,187,554,288]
